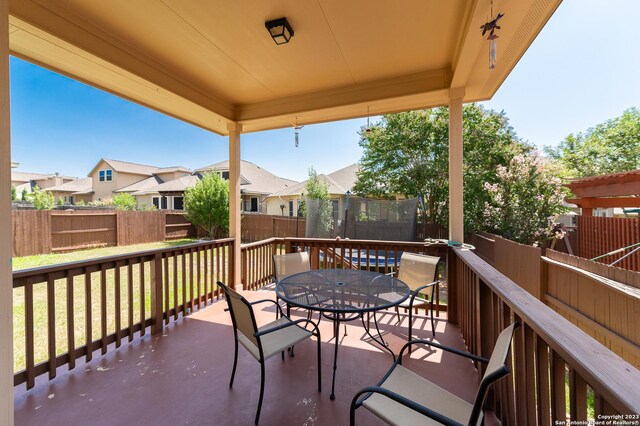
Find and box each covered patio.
[13,290,476,425]
[2,1,640,425]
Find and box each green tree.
[11,186,16,201]
[57,197,64,206]
[545,108,640,177]
[112,193,137,211]
[354,104,530,233]
[184,173,229,238]
[21,189,28,201]
[29,186,54,210]
[482,153,568,245]
[303,167,334,235]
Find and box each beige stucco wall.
[155,171,190,182]
[90,160,149,201]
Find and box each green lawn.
[13,239,197,270]
[12,239,232,373]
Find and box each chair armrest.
[254,318,320,338]
[399,339,489,364]
[350,386,464,426]
[408,281,439,307]
[250,298,284,317]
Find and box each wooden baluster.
[127,261,134,342]
[163,254,169,325]
[66,273,76,369]
[182,251,187,314]
[514,315,527,425]
[114,264,122,348]
[100,265,107,355]
[85,270,93,360]
[173,254,178,321]
[569,368,588,421]
[47,276,57,379]
[536,336,551,426]
[189,249,194,311]
[551,350,566,422]
[25,280,35,389]
[524,325,537,425]
[151,253,164,335]
[139,260,146,335]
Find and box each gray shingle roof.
[195,160,297,195]
[115,176,164,193]
[269,164,359,197]
[45,177,93,194]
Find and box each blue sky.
[9,0,640,182]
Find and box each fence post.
[446,246,458,324]
[151,253,164,335]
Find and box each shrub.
[11,186,16,201]
[29,186,54,210]
[112,193,137,211]
[21,189,28,201]
[57,197,64,206]
[75,200,86,206]
[185,173,229,238]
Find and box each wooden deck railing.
[240,237,449,313]
[13,238,234,389]
[452,247,640,421]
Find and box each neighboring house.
[11,171,75,199]
[193,160,297,213]
[133,175,201,210]
[87,158,191,205]
[45,178,94,205]
[266,164,359,218]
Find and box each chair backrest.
[469,322,518,426]
[273,252,310,282]
[217,281,259,347]
[397,252,440,293]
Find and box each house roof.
[8,1,561,135]
[115,176,164,193]
[88,158,191,178]
[11,171,53,183]
[269,164,359,198]
[195,160,297,195]
[89,159,160,177]
[45,177,93,194]
[134,175,202,195]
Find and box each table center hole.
[335,281,346,287]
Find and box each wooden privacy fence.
[13,238,233,389]
[578,215,640,272]
[241,214,306,242]
[12,210,196,257]
[452,248,640,421]
[472,231,640,367]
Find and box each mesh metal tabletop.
[276,269,410,313]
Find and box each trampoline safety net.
[305,197,419,241]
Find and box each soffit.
[8,0,561,135]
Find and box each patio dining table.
[276,268,410,400]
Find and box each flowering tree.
[481,153,568,245]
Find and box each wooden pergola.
[0,1,563,422]
[565,169,640,216]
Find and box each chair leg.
[350,398,360,426]
[317,333,322,392]
[394,306,401,324]
[408,305,413,353]
[255,360,266,424]
[230,337,238,388]
[429,299,436,337]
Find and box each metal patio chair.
[350,321,518,425]
[392,252,441,339]
[273,251,314,319]
[217,281,322,424]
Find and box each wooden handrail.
[13,238,234,280]
[455,247,640,414]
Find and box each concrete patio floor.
[14,290,480,426]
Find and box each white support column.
[0,0,13,423]
[228,122,242,291]
[448,89,464,243]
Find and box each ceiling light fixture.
[265,17,294,45]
